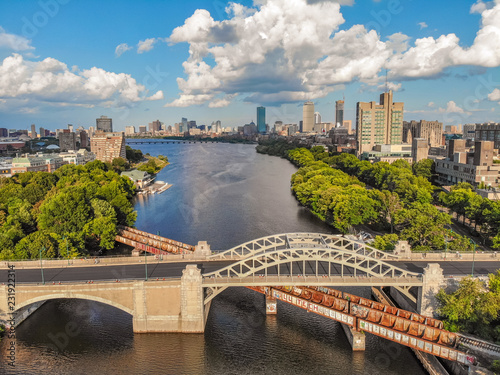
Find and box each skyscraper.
[149,120,161,133]
[257,106,266,133]
[302,101,314,132]
[314,112,321,124]
[335,100,344,127]
[30,124,37,138]
[356,90,404,155]
[96,116,112,132]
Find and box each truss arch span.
[203,247,420,304]
[210,233,401,261]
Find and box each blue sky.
[0,0,499,131]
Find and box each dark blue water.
[133,142,332,250]
[0,143,426,374]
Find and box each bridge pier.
[180,265,205,332]
[341,323,366,351]
[417,263,445,317]
[265,295,277,315]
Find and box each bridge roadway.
[1,260,498,284]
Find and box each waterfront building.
[11,156,48,173]
[434,140,500,187]
[90,132,126,162]
[335,100,344,127]
[302,101,314,132]
[96,115,113,132]
[257,106,266,133]
[138,125,147,133]
[125,126,136,136]
[356,90,404,155]
[149,120,161,133]
[360,143,412,163]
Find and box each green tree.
[394,203,451,251]
[372,233,400,251]
[412,159,435,181]
[38,187,91,235]
[13,231,58,259]
[436,275,500,339]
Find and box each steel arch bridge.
[203,235,420,304]
[209,233,402,261]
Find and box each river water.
[0,143,426,374]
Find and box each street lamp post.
[471,240,476,277]
[145,242,148,281]
[39,246,45,285]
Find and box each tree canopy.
[0,161,136,260]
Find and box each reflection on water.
[1,288,426,375]
[0,144,426,374]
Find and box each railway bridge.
[0,233,481,366]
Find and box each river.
[0,142,426,374]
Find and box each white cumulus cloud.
[137,38,157,54]
[488,88,500,101]
[0,54,163,107]
[0,27,34,51]
[438,101,467,114]
[164,0,500,107]
[115,43,132,57]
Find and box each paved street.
[1,260,498,284]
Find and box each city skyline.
[0,0,499,131]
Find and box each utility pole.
[39,246,45,285]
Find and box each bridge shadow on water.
[1,289,427,375]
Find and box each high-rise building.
[403,120,443,147]
[335,100,344,127]
[0,128,7,137]
[187,120,197,129]
[90,132,126,162]
[180,118,188,133]
[463,124,476,140]
[79,131,89,149]
[67,124,74,132]
[314,112,321,125]
[343,120,353,134]
[149,120,161,133]
[30,124,37,138]
[125,126,136,135]
[412,138,429,163]
[475,123,500,149]
[356,90,404,155]
[302,101,314,132]
[59,132,77,151]
[96,116,112,132]
[138,125,147,133]
[257,106,266,133]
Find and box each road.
[1,260,498,284]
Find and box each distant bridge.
[126,140,220,145]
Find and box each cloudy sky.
[0,0,499,131]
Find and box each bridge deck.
[202,275,423,287]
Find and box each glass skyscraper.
[257,106,266,133]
